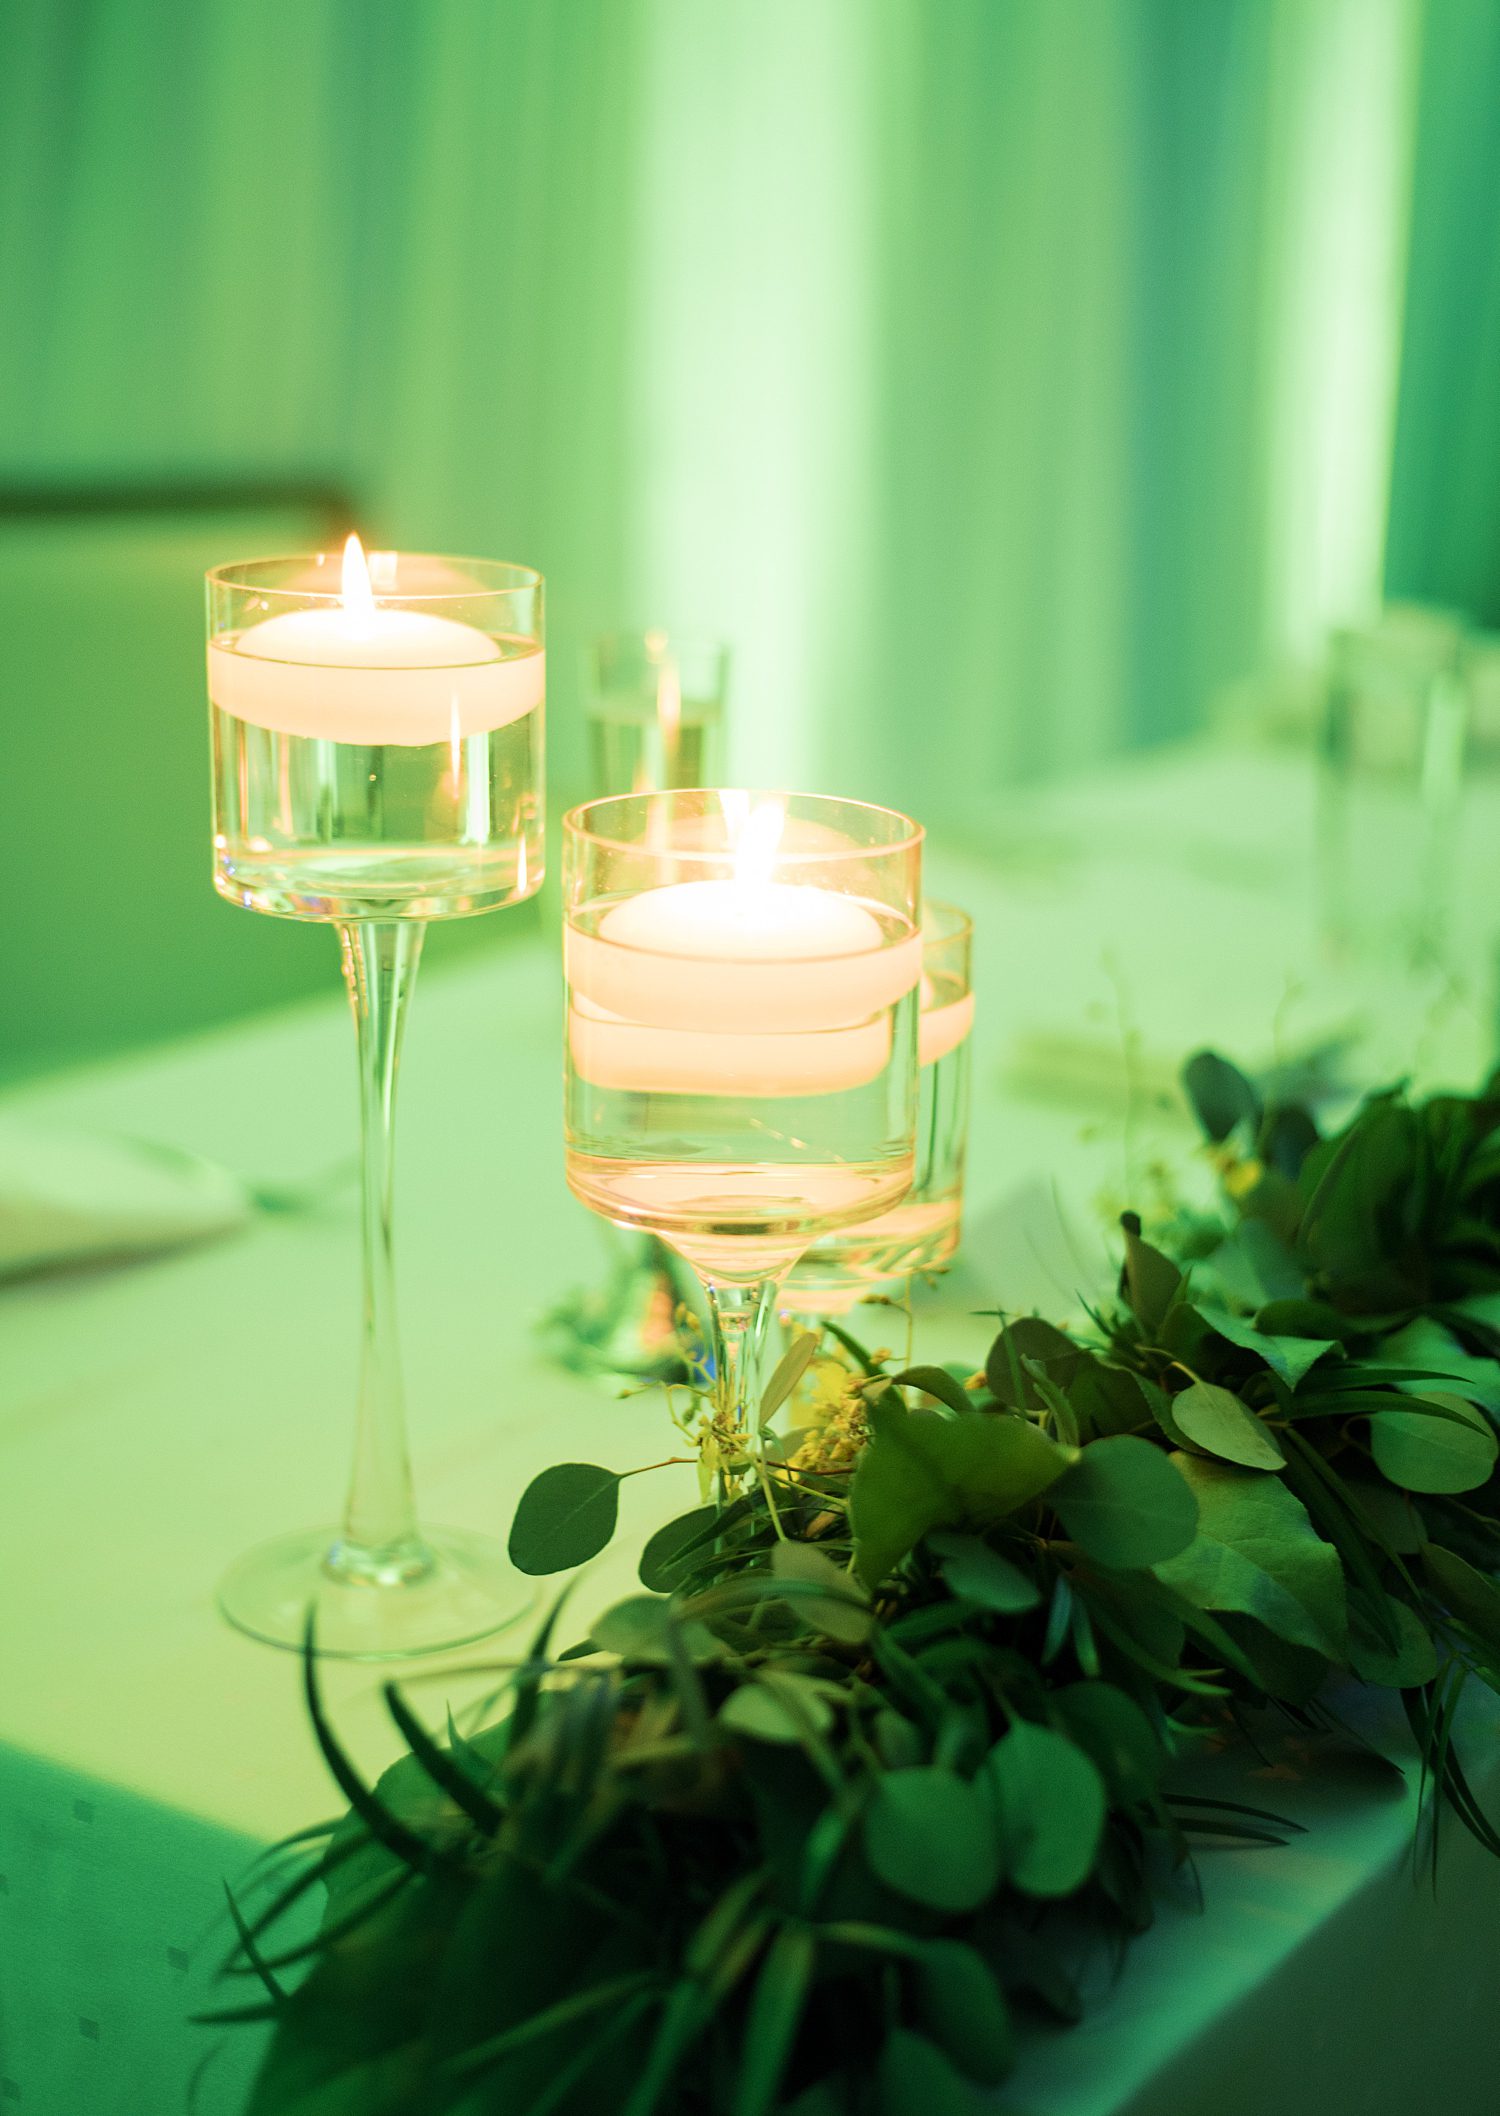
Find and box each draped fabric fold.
[1,0,1493,813]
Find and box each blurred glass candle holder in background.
[1318,604,1468,970]
[583,630,729,796]
[545,629,731,1383]
[781,897,973,1319]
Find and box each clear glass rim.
[564,788,925,865]
[206,551,544,606]
[588,628,730,663]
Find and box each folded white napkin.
[0,1121,257,1281]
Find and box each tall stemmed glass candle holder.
[563,791,922,1426]
[207,540,543,1657]
[782,898,973,1318]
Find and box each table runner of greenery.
[217,1050,1500,2116]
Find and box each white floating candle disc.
[567,881,920,1036]
[208,618,543,747]
[568,994,892,1098]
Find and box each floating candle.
[919,989,975,1067]
[565,797,921,1037]
[568,993,892,1097]
[207,535,543,745]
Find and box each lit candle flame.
[727,792,786,891]
[341,533,375,620]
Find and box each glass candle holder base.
[217,1523,533,1661]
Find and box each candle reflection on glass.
[782,899,975,1316]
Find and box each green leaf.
[1299,1099,1422,1309]
[983,1319,1083,1410]
[719,1672,835,1745]
[760,1332,820,1428]
[1343,1477,1426,1554]
[1380,1318,1500,1412]
[849,1400,1069,1589]
[770,1540,872,1644]
[984,1719,1105,1897]
[1199,1306,1336,1389]
[1154,1455,1348,1659]
[862,1767,1002,1913]
[381,1686,503,1835]
[1068,1359,1151,1438]
[1256,1296,1357,1341]
[1051,1681,1165,1805]
[1348,1596,1440,1689]
[1424,1545,1500,1660]
[877,2031,987,2115]
[1119,1213,1181,1330]
[508,1462,622,1575]
[1369,1393,1499,1494]
[1217,1614,1329,1703]
[1183,1049,1260,1142]
[910,1940,1014,2087]
[730,1926,815,2116]
[1208,1222,1306,1306]
[1050,1435,1198,1569]
[639,1506,722,1593]
[1171,1380,1286,1470]
[591,1594,722,1664]
[892,1364,976,1417]
[927,1531,1041,1613]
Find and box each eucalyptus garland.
[218,1051,1500,2116]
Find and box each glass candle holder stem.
[704,1274,779,1432]
[337,918,424,1574]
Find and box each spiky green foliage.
[221,1053,1500,2116]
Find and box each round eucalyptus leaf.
[1182,1048,1260,1143]
[863,1767,1001,1913]
[507,1462,621,1575]
[1368,1393,1498,1494]
[877,2030,987,2116]
[1347,1597,1440,1689]
[638,1505,721,1593]
[985,1719,1105,1898]
[1050,1436,1198,1569]
[911,1940,1014,2087]
[984,1319,1083,1410]
[1172,1380,1286,1471]
[928,1531,1041,1614]
[719,1674,834,1745]
[591,1595,723,1665]
[771,1540,872,1643]
[1424,1544,1500,1657]
[1052,1681,1164,1806]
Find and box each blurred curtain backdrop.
[2,0,1491,830]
